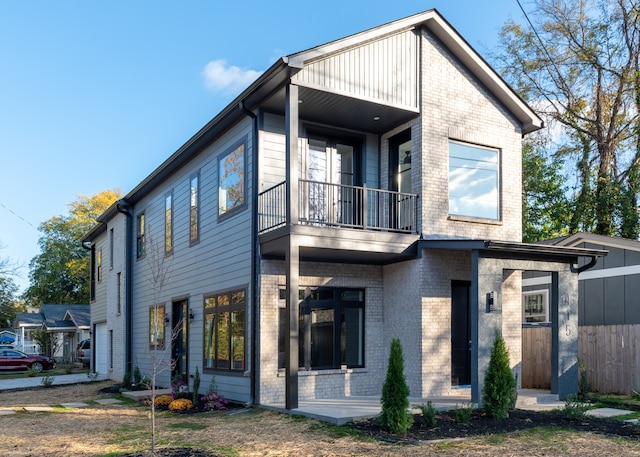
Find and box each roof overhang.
[418,238,607,269]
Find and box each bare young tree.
[142,228,181,454]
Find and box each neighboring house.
[13,304,90,362]
[523,232,640,394]
[82,9,606,408]
[0,329,16,345]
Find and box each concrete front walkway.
[261,388,567,425]
[0,372,108,391]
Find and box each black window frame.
[218,139,247,219]
[189,171,200,245]
[136,212,146,259]
[203,288,246,373]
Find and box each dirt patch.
[2,383,640,456]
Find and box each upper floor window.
[165,191,173,254]
[109,228,114,269]
[448,141,499,220]
[97,249,103,283]
[136,212,145,259]
[218,142,245,216]
[90,245,96,301]
[190,172,200,243]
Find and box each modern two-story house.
[82,9,606,409]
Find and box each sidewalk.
[0,372,108,391]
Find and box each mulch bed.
[345,409,640,443]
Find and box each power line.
[0,201,38,231]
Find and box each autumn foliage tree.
[498,0,640,238]
[23,189,121,306]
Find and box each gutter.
[239,100,259,406]
[116,198,134,376]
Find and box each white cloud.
[202,59,263,95]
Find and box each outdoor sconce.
[189,309,195,322]
[164,317,170,324]
[486,291,497,313]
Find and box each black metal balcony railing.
[258,180,418,234]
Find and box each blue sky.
[0,0,526,292]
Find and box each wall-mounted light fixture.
[164,316,170,323]
[486,291,497,313]
[189,309,195,322]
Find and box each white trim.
[578,264,640,281]
[522,276,552,287]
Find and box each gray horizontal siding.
[129,119,254,395]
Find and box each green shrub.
[415,401,437,428]
[578,358,591,401]
[452,403,473,423]
[563,394,590,420]
[379,338,413,434]
[41,375,54,388]
[482,330,516,420]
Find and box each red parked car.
[0,348,55,372]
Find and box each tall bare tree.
[498,0,640,237]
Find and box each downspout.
[116,199,134,377]
[239,100,259,405]
[571,256,598,274]
[81,239,95,372]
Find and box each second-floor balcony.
[258,180,420,264]
[259,180,418,234]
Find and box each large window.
[204,289,246,372]
[189,172,200,243]
[165,191,173,254]
[149,305,166,349]
[218,142,245,216]
[448,141,499,220]
[97,249,103,283]
[136,212,145,259]
[278,287,365,370]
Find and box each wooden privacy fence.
[522,324,640,394]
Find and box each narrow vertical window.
[165,191,173,254]
[136,212,145,259]
[218,142,246,216]
[108,330,113,370]
[90,245,96,301]
[97,249,103,283]
[116,272,122,315]
[109,228,114,269]
[190,172,200,243]
[149,305,166,348]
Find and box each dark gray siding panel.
[583,278,604,326]
[604,246,625,269]
[625,273,640,324]
[604,276,625,324]
[626,249,640,266]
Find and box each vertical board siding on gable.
[130,120,254,393]
[294,30,418,109]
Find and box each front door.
[171,300,188,385]
[305,136,360,226]
[451,281,471,386]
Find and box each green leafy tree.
[522,135,572,242]
[379,338,413,433]
[497,0,640,237]
[482,330,517,420]
[23,189,121,306]
[0,277,25,327]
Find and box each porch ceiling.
[261,85,419,134]
[259,225,420,265]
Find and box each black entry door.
[172,300,188,385]
[451,281,471,386]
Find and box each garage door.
[94,323,108,375]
